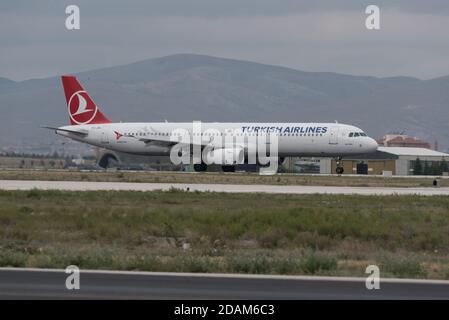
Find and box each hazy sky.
[1,0,449,80]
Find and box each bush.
[300,252,337,274]
[382,257,426,278]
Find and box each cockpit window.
[349,132,367,137]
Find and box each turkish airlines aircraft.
[44,76,378,173]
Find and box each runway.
[1,179,449,195]
[0,268,448,299]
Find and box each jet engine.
[204,147,245,165]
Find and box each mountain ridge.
[1,54,448,153]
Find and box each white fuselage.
[55,122,378,158]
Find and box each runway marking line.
[1,267,449,285]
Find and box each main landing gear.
[335,157,344,175]
[222,165,236,172]
[194,162,208,172]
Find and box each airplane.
[43,75,378,173]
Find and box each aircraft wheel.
[194,163,208,172]
[222,165,236,172]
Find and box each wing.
[138,137,178,147]
[136,137,207,147]
[126,129,208,147]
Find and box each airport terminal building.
[315,147,449,176]
[93,146,449,176]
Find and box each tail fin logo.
[68,90,98,124]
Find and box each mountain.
[1,54,448,153]
[0,77,16,90]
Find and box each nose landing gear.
[335,157,344,175]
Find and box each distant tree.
[65,157,73,166]
[430,161,441,175]
[423,161,431,175]
[440,159,448,174]
[413,158,422,175]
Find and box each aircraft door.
[100,129,109,145]
[329,127,339,145]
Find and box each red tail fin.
[61,75,111,125]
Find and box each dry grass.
[1,189,449,279]
[0,168,447,187]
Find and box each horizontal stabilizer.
[41,126,88,136]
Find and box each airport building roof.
[378,147,449,157]
[344,147,449,160]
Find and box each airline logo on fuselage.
[68,90,98,125]
[114,131,124,140]
[241,126,328,134]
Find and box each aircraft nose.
[367,137,378,152]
